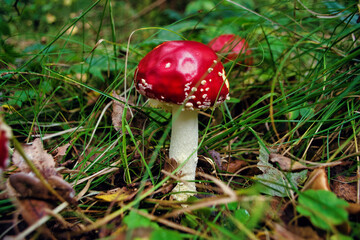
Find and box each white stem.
[169,105,198,201]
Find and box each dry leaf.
[347,203,360,215]
[112,92,132,132]
[8,173,76,203]
[7,173,76,227]
[206,149,222,169]
[16,198,52,224]
[164,157,178,173]
[282,224,322,240]
[274,223,318,240]
[269,153,307,171]
[221,159,247,173]
[256,143,308,197]
[112,92,147,135]
[12,138,57,177]
[305,168,330,191]
[160,158,178,194]
[7,138,77,228]
[96,182,153,203]
[95,188,136,202]
[54,142,71,162]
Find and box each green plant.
[297,190,349,231]
[1,0,359,239]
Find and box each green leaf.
[150,228,183,240]
[234,208,250,223]
[8,89,37,108]
[299,107,314,118]
[123,210,158,230]
[296,190,349,231]
[330,234,353,240]
[255,142,307,197]
[181,212,199,228]
[185,0,216,15]
[0,18,10,36]
[158,20,205,41]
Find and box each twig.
[132,208,206,238]
[31,127,83,140]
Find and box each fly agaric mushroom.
[0,117,12,173]
[134,40,229,201]
[208,34,252,66]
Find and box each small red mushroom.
[207,34,253,66]
[0,117,12,172]
[134,40,229,201]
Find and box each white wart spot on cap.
[185,102,193,108]
[138,78,153,92]
[184,82,191,92]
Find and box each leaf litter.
[255,142,308,197]
[6,138,77,237]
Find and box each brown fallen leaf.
[160,158,178,194]
[269,153,307,171]
[111,91,132,132]
[53,142,71,162]
[221,159,247,173]
[206,148,222,169]
[164,157,178,173]
[7,138,77,229]
[12,138,57,177]
[283,224,322,240]
[347,203,360,215]
[15,198,52,225]
[304,168,331,191]
[6,173,76,228]
[112,92,147,136]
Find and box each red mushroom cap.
[134,41,229,110]
[0,129,9,169]
[0,120,11,170]
[207,34,252,65]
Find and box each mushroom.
[207,34,252,66]
[0,117,12,172]
[134,40,229,201]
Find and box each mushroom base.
[169,105,198,201]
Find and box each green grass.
[1,0,360,239]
